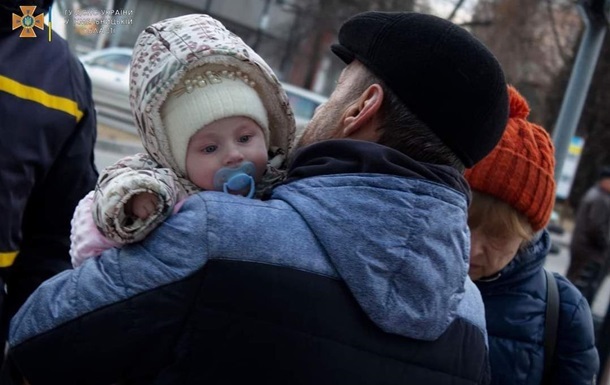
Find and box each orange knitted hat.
[464,86,556,232]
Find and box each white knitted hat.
[161,73,270,174]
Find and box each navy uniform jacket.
[0,13,98,322]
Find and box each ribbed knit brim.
[161,77,269,174]
[464,86,556,232]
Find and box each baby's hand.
[126,192,159,220]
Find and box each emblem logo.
[12,6,45,38]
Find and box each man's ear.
[341,84,384,141]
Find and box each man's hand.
[126,192,159,220]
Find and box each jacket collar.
[284,139,471,200]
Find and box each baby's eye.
[202,145,217,153]
[238,135,251,143]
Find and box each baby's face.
[185,116,268,192]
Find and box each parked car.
[79,47,328,138]
[281,82,328,136]
[78,47,134,134]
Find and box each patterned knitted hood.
[129,14,296,175]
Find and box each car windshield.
[286,92,321,120]
[88,54,130,73]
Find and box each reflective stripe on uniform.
[0,75,83,122]
[0,251,18,268]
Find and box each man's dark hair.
[599,166,610,180]
[347,68,465,172]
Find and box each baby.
[70,14,295,267]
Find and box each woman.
[465,86,599,385]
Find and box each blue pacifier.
[213,161,256,199]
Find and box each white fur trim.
[161,78,269,174]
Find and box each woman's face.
[468,228,522,281]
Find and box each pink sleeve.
[173,197,187,214]
[69,191,121,268]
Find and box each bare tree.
[469,0,610,215]
[447,0,467,21]
[278,0,423,89]
[470,0,581,124]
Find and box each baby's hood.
[129,14,296,175]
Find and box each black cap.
[331,11,509,167]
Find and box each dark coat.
[569,184,610,279]
[476,231,599,385]
[0,15,98,333]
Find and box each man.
[7,12,508,385]
[0,0,97,364]
[567,166,610,303]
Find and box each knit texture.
[162,75,269,174]
[464,86,555,231]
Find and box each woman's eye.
[202,145,217,153]
[239,135,251,143]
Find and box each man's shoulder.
[1,35,90,114]
[162,192,299,249]
[179,192,286,212]
[584,185,604,201]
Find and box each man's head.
[599,166,610,192]
[298,12,509,170]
